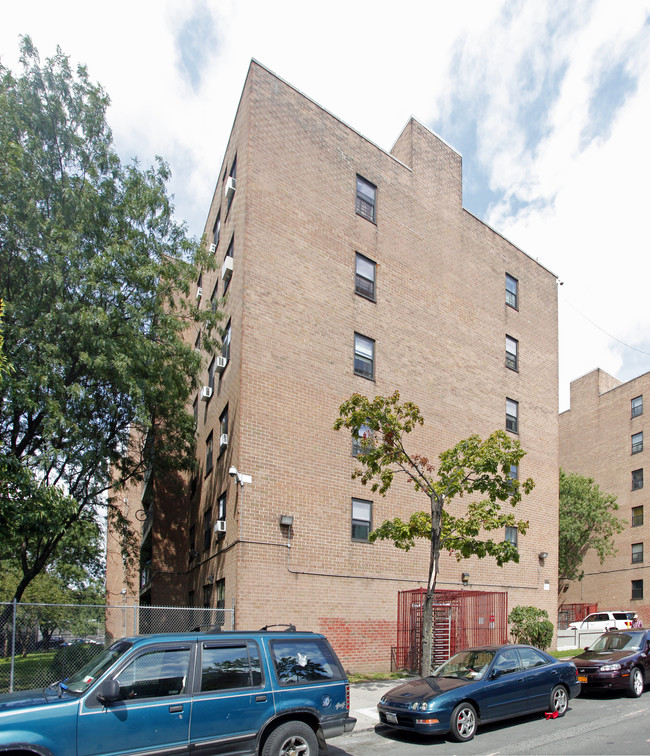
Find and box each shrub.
[508,605,554,651]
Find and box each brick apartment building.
[559,368,650,623]
[106,60,560,671]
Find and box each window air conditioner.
[221,256,233,283]
[219,433,228,449]
[200,386,213,401]
[196,287,202,299]
[216,355,228,372]
[214,520,226,533]
[209,243,216,253]
[225,176,236,200]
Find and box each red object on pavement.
[544,711,559,719]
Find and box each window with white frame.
[354,333,375,379]
[632,432,643,454]
[352,423,374,457]
[632,542,644,564]
[505,526,518,546]
[632,395,643,418]
[351,498,372,541]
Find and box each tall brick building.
[559,368,650,622]
[107,61,560,671]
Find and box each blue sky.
[2,0,650,410]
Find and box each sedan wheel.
[550,684,568,716]
[627,667,644,698]
[450,702,477,742]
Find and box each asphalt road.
[328,691,650,755]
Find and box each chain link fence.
[0,600,234,693]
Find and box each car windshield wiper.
[46,679,69,697]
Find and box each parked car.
[0,626,356,756]
[573,628,650,697]
[568,611,634,633]
[377,644,580,742]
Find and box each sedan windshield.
[64,641,133,694]
[589,633,644,652]
[431,649,495,680]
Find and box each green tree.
[558,468,624,595]
[0,38,220,620]
[334,391,534,675]
[508,605,553,651]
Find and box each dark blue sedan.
[378,644,580,742]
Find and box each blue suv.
[0,627,356,755]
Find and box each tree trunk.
[421,493,442,676]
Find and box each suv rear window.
[270,639,345,686]
[613,613,629,620]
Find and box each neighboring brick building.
[559,368,650,623]
[107,61,560,671]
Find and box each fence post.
[9,598,17,693]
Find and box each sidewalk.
[349,679,407,732]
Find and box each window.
[505,526,518,546]
[189,526,196,555]
[203,583,212,608]
[506,336,518,371]
[632,395,643,418]
[224,237,234,293]
[352,423,373,457]
[270,638,345,686]
[215,578,226,625]
[115,647,190,700]
[203,507,212,551]
[212,212,221,249]
[632,579,644,601]
[632,543,644,564]
[632,505,644,527]
[506,274,518,309]
[210,282,219,312]
[632,469,644,490]
[201,642,261,691]
[205,432,213,477]
[216,492,226,542]
[506,398,519,433]
[193,397,198,428]
[508,464,519,488]
[219,405,228,452]
[226,157,237,213]
[354,333,375,379]
[355,253,376,300]
[222,320,231,362]
[356,175,376,223]
[518,647,549,670]
[208,356,216,392]
[352,498,372,541]
[632,432,643,454]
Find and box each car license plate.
[578,675,588,683]
[386,712,398,724]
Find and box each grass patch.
[0,651,57,693]
[549,648,579,659]
[347,671,411,684]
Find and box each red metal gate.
[395,587,508,673]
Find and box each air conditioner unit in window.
[216,355,228,372]
[200,386,213,401]
[196,287,203,299]
[225,176,236,200]
[221,256,234,283]
[209,243,216,253]
[219,433,228,449]
[214,520,226,533]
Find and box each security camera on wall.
[229,466,238,478]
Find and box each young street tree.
[0,38,220,617]
[558,468,624,595]
[334,391,534,676]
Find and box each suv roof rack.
[258,624,296,632]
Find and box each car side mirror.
[97,679,121,705]
[583,646,590,651]
[490,668,503,680]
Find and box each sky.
[2,0,650,411]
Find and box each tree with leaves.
[0,38,220,624]
[334,391,534,676]
[558,468,624,595]
[508,605,553,651]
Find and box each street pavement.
[349,679,408,732]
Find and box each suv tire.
[262,721,318,756]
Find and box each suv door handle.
[255,695,268,702]
[169,705,184,713]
